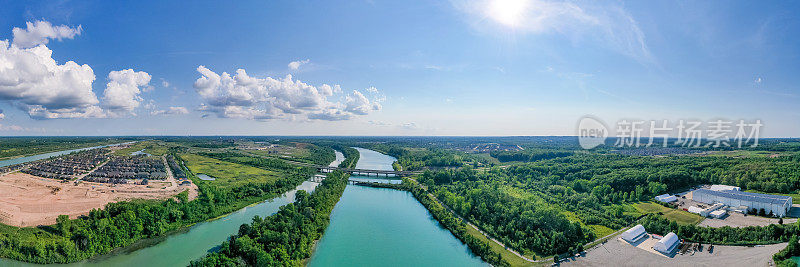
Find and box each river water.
[0,181,319,267]
[0,142,134,168]
[0,146,484,266]
[307,148,486,266]
[331,150,345,167]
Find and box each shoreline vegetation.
[0,138,131,161]
[189,147,357,266]
[2,137,800,266]
[353,179,511,266]
[0,142,323,264]
[189,171,349,266]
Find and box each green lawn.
[463,220,541,266]
[561,210,617,240]
[113,141,170,156]
[180,153,281,188]
[632,202,705,225]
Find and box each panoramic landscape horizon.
[1,1,800,267]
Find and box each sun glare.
[487,0,529,27]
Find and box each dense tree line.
[0,151,313,264]
[773,235,800,267]
[489,150,573,162]
[351,180,509,266]
[421,170,595,258]
[0,137,130,159]
[331,145,359,168]
[303,145,336,165]
[365,143,491,171]
[415,149,800,258]
[0,174,306,264]
[641,214,800,245]
[190,171,350,266]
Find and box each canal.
[0,146,484,266]
[0,181,319,267]
[307,148,486,266]
[0,142,134,168]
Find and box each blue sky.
[0,0,798,136]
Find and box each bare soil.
[0,172,197,227]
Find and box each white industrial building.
[692,189,792,217]
[709,209,726,219]
[654,194,677,203]
[687,206,704,214]
[654,232,681,254]
[621,224,647,243]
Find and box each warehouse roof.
[655,232,680,254]
[694,189,791,206]
[621,224,646,242]
[709,185,740,191]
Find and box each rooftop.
[694,189,792,206]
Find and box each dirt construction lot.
[0,172,197,227]
[563,235,786,267]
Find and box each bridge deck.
[279,158,422,177]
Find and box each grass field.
[180,153,281,188]
[631,202,705,225]
[113,141,170,156]
[562,210,617,240]
[463,224,541,266]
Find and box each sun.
[487,0,529,27]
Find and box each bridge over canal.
[285,161,421,177]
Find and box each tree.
[56,215,71,237]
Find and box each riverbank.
[0,154,308,265]
[191,148,358,266]
[355,180,512,266]
[0,139,130,161]
[306,147,486,266]
[191,171,350,266]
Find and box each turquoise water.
[307,148,486,267]
[196,174,216,181]
[0,181,319,266]
[791,256,800,266]
[0,147,485,266]
[330,150,345,167]
[129,149,151,156]
[0,142,133,168]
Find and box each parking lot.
[674,191,798,228]
[562,235,786,267]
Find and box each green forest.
[0,140,330,264]
[1,136,800,265]
[190,171,349,266]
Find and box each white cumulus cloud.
[288,59,310,70]
[151,106,189,116]
[0,39,102,119]
[12,20,82,49]
[193,66,382,121]
[345,90,381,115]
[102,69,152,117]
[0,21,160,119]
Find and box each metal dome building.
[654,232,680,254]
[621,224,646,243]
